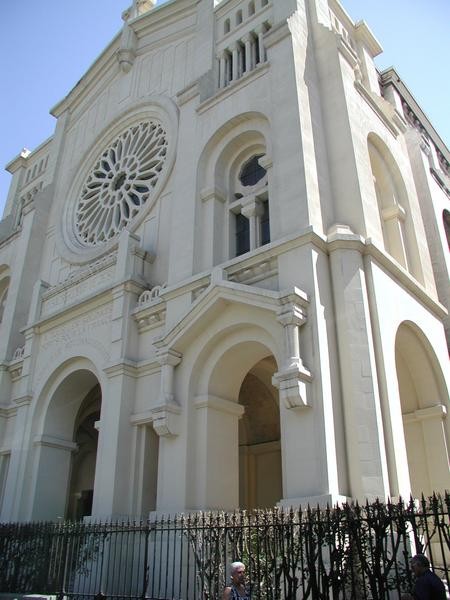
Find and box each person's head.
[410,554,430,577]
[230,561,246,586]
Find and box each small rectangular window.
[236,213,250,256]
[260,201,270,245]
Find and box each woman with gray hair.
[222,561,251,599]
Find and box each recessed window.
[248,1,255,16]
[260,200,270,245]
[236,213,250,256]
[224,18,231,34]
[236,10,243,25]
[261,0,269,6]
[239,155,266,187]
[444,210,450,250]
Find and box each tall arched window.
[367,135,422,282]
[229,153,270,257]
[0,276,10,323]
[196,116,272,271]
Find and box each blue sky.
[1,0,449,214]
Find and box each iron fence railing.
[0,494,449,599]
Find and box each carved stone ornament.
[74,120,168,247]
[151,403,181,437]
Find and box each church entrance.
[238,356,282,509]
[67,384,101,520]
[31,366,102,521]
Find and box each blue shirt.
[413,570,446,600]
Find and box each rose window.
[75,120,168,247]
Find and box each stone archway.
[395,323,450,497]
[67,384,101,520]
[191,331,282,511]
[31,367,102,521]
[238,356,282,509]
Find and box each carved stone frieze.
[227,256,277,286]
[40,305,113,351]
[41,254,117,317]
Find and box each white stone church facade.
[0,0,449,523]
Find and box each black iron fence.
[0,494,449,599]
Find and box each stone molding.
[403,404,447,424]
[151,402,182,437]
[33,435,78,452]
[194,395,245,418]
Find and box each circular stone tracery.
[75,120,168,247]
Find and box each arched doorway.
[192,332,283,511]
[67,384,101,520]
[239,356,282,509]
[31,367,102,521]
[395,323,450,497]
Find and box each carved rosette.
[75,121,168,247]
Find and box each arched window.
[367,135,422,282]
[0,277,10,323]
[230,154,270,257]
[197,118,272,270]
[236,10,243,25]
[224,18,231,34]
[248,1,255,16]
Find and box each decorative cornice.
[197,62,270,115]
[13,395,33,407]
[33,435,78,452]
[403,404,447,424]
[103,360,139,378]
[194,395,245,417]
[42,253,117,300]
[176,80,199,106]
[354,80,407,138]
[264,20,290,49]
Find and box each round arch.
[395,321,450,496]
[27,357,103,521]
[187,321,283,510]
[194,112,272,269]
[367,132,423,282]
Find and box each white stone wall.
[0,0,448,522]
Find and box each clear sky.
[1,0,449,214]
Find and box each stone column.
[231,42,240,82]
[92,366,137,518]
[241,196,264,250]
[219,51,227,88]
[328,230,390,500]
[0,397,32,521]
[193,396,244,510]
[242,33,253,73]
[272,291,312,410]
[30,435,78,520]
[255,24,266,64]
[200,187,226,269]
